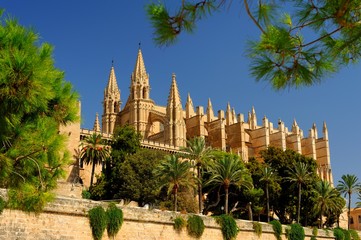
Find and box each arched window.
[142,87,145,99]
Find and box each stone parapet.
[0,193,346,240]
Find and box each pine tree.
[0,11,79,212]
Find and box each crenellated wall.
[0,195,340,240]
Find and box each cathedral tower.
[102,63,121,134]
[127,48,154,136]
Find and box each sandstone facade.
[61,48,333,188]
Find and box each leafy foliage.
[180,136,213,213]
[187,215,205,238]
[106,203,123,239]
[334,228,345,240]
[146,1,361,89]
[286,162,313,223]
[252,221,262,238]
[287,223,305,240]
[350,229,360,240]
[270,220,282,240]
[205,153,253,214]
[312,180,345,228]
[80,133,110,186]
[215,214,239,240]
[7,185,54,213]
[337,174,361,230]
[260,147,320,225]
[82,189,91,199]
[0,11,79,212]
[174,215,187,232]
[312,227,318,237]
[109,149,166,205]
[154,154,196,211]
[89,206,108,240]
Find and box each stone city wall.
[0,196,339,240]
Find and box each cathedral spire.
[232,108,237,123]
[102,63,121,135]
[132,48,148,85]
[323,121,328,140]
[165,73,186,147]
[312,123,318,139]
[93,113,101,132]
[167,73,182,108]
[105,64,120,97]
[226,102,233,125]
[130,48,150,100]
[186,93,195,118]
[207,98,215,122]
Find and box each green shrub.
[252,222,262,238]
[342,228,351,240]
[82,189,91,199]
[174,216,187,232]
[187,215,205,238]
[285,226,291,239]
[288,223,305,240]
[215,215,239,240]
[89,206,108,240]
[270,220,282,240]
[350,229,360,240]
[312,227,318,237]
[106,203,123,239]
[310,226,318,240]
[334,228,345,240]
[0,196,6,214]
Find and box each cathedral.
[61,47,333,190]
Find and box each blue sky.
[3,1,361,203]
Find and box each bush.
[350,229,360,240]
[312,227,318,237]
[174,216,187,232]
[342,228,351,240]
[310,227,318,240]
[106,203,123,239]
[89,206,108,240]
[288,223,305,240]
[334,228,345,240]
[270,220,282,240]
[252,222,262,238]
[187,215,205,238]
[82,189,91,199]
[215,215,239,240]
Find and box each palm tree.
[260,167,277,222]
[153,154,196,211]
[80,133,110,186]
[356,191,361,208]
[313,180,345,228]
[286,161,312,224]
[205,154,253,214]
[337,174,361,230]
[180,137,213,213]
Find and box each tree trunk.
[197,165,202,214]
[348,192,351,230]
[174,187,178,212]
[320,210,323,229]
[297,183,301,224]
[225,187,229,214]
[266,182,270,222]
[90,159,95,186]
